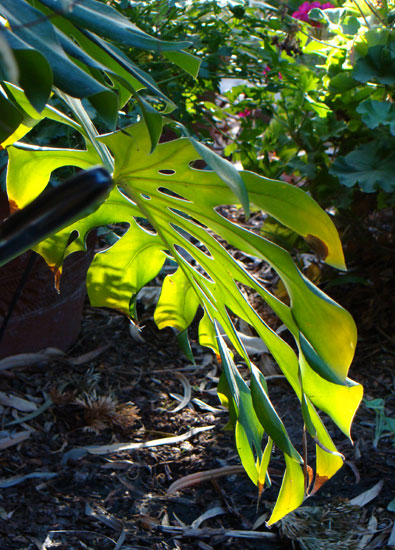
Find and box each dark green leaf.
[80,31,176,112]
[136,97,164,153]
[0,94,23,142]
[36,0,192,52]
[330,141,395,193]
[0,34,19,83]
[189,137,250,218]
[353,44,395,85]
[1,28,52,112]
[250,364,302,462]
[341,16,360,35]
[356,100,395,135]
[176,329,195,364]
[300,333,351,385]
[329,72,358,93]
[1,0,119,128]
[162,50,201,79]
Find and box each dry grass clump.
[50,387,139,434]
[278,499,364,550]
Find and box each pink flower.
[292,1,333,25]
[262,65,283,80]
[238,108,252,118]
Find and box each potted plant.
[0,0,362,524]
[0,166,110,357]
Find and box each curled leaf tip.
[305,464,314,494]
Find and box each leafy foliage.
[0,0,363,523]
[129,1,395,205]
[331,141,395,193]
[0,0,200,140]
[4,101,362,523]
[356,100,395,135]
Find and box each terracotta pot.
[0,191,95,358]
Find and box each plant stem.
[55,90,114,173]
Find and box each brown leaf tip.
[8,199,19,215]
[305,234,329,261]
[49,265,62,293]
[311,473,329,495]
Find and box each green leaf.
[242,172,346,270]
[267,453,305,526]
[257,438,273,490]
[78,31,176,113]
[357,100,395,135]
[198,311,218,353]
[6,142,101,210]
[0,93,23,143]
[35,186,140,275]
[353,44,395,85]
[188,137,250,219]
[305,95,331,118]
[307,401,345,494]
[341,15,361,35]
[1,83,83,148]
[331,141,395,193]
[1,0,119,128]
[87,220,166,317]
[2,28,52,112]
[216,331,264,478]
[329,72,358,93]
[250,364,301,462]
[235,421,259,485]
[162,50,201,79]
[176,329,195,364]
[155,267,200,331]
[137,98,164,153]
[36,0,192,52]
[0,33,18,83]
[48,17,142,107]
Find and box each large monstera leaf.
[6,120,362,524]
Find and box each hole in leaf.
[117,187,137,206]
[170,221,213,259]
[133,217,157,235]
[189,159,208,170]
[158,169,176,176]
[173,244,214,283]
[140,193,151,200]
[234,280,288,333]
[25,122,84,150]
[158,187,190,202]
[66,229,79,247]
[168,207,208,229]
[108,222,129,238]
[173,243,195,263]
[159,128,179,143]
